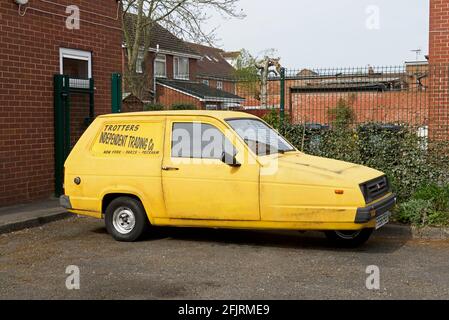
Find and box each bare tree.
[255,56,281,109]
[122,0,245,100]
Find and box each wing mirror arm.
[221,151,241,168]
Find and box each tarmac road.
[0,216,448,300]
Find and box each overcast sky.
[207,0,429,69]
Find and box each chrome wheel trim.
[335,230,361,240]
[112,207,136,235]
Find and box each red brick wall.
[429,0,449,139]
[122,102,144,113]
[156,85,203,109]
[242,109,275,119]
[290,92,428,126]
[189,58,197,81]
[237,78,429,128]
[0,0,122,206]
[429,0,449,64]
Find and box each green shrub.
[394,184,449,227]
[171,103,197,110]
[328,98,355,129]
[396,199,433,225]
[413,184,449,213]
[427,211,449,227]
[263,109,281,129]
[144,103,165,111]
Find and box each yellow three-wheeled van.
[61,111,396,246]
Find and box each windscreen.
[227,118,295,156]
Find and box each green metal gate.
[54,73,123,196]
[54,75,95,197]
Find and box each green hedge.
[143,103,164,111]
[171,103,197,110]
[143,103,198,111]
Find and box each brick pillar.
[429,0,449,140]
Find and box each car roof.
[98,110,260,121]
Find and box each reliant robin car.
[60,111,396,246]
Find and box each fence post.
[89,78,95,120]
[111,73,122,113]
[280,67,286,125]
[54,74,70,197]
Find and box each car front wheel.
[324,229,374,247]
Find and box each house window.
[136,51,144,74]
[206,104,219,110]
[60,48,92,89]
[174,57,189,80]
[60,48,92,79]
[217,81,223,90]
[155,54,166,78]
[203,80,209,86]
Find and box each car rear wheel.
[324,229,374,247]
[105,197,150,242]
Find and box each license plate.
[375,211,391,230]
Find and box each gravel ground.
[0,216,448,300]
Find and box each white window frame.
[203,79,209,86]
[155,54,167,78]
[206,104,219,110]
[136,51,145,74]
[217,81,223,90]
[59,48,92,78]
[174,56,189,80]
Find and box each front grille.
[360,176,390,204]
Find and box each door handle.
[162,166,180,171]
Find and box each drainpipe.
[153,44,160,103]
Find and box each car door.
[161,116,260,221]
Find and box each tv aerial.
[411,48,422,61]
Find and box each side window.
[171,123,234,159]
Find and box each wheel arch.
[101,192,154,224]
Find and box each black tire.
[324,229,374,247]
[105,196,150,242]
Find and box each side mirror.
[221,151,241,167]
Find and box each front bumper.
[59,195,72,209]
[355,193,396,223]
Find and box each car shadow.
[133,224,413,254]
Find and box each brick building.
[186,43,238,97]
[0,0,122,206]
[429,0,449,139]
